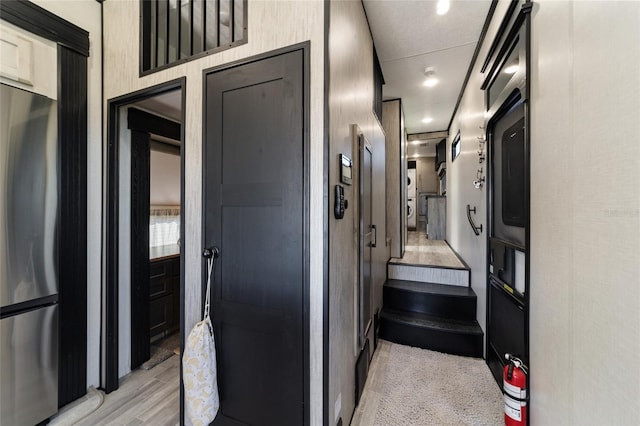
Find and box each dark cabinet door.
[204,49,306,426]
[148,257,179,339]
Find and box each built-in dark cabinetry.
[149,255,180,339]
[434,139,446,170]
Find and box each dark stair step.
[384,279,477,321]
[379,308,483,358]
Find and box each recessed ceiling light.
[423,77,439,87]
[437,0,450,15]
[504,64,519,74]
[423,67,438,87]
[411,140,423,145]
[421,117,433,124]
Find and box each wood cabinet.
[427,196,446,240]
[149,255,179,340]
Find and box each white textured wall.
[529,1,640,423]
[150,150,180,206]
[103,1,325,423]
[29,0,103,389]
[328,1,387,423]
[446,0,513,340]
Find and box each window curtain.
[150,206,180,247]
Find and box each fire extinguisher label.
[503,380,526,399]
[504,394,523,421]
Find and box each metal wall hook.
[474,167,485,188]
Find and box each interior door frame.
[201,42,311,425]
[104,79,186,394]
[127,108,182,370]
[356,130,373,350]
[482,1,532,386]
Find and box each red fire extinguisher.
[503,353,528,426]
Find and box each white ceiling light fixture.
[423,67,439,87]
[437,0,450,16]
[421,117,433,124]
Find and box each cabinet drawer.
[150,277,174,299]
[149,256,179,279]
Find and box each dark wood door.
[130,129,151,370]
[204,49,306,426]
[359,136,373,349]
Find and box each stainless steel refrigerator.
[0,83,59,425]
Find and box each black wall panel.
[58,46,88,407]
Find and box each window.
[141,0,247,74]
[451,132,461,162]
[373,47,384,121]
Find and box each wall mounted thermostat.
[339,154,352,185]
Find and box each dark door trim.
[127,109,181,370]
[0,0,89,56]
[201,42,310,425]
[104,79,186,393]
[323,2,331,424]
[0,0,90,408]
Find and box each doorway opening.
[104,79,185,423]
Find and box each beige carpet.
[352,340,503,426]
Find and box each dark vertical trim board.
[104,98,120,394]
[129,130,151,370]
[57,46,89,407]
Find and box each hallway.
[51,342,500,426]
[394,232,467,269]
[352,340,502,425]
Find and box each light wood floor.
[390,231,466,269]
[52,355,180,426]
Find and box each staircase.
[379,257,483,358]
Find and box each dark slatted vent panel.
[141,0,248,73]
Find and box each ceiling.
[130,90,182,123]
[363,0,492,156]
[125,2,492,158]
